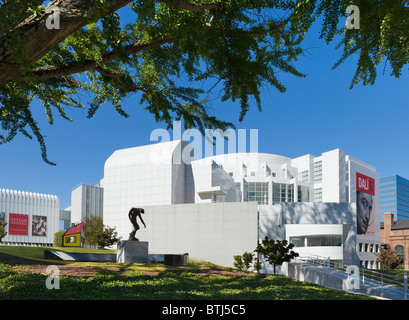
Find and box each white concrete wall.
[322,149,347,202]
[103,140,186,233]
[119,202,259,268]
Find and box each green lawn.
[0,246,377,300]
[0,245,116,263]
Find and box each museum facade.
[99,140,381,272]
[0,189,60,246]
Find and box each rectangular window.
[298,186,310,202]
[290,235,342,247]
[314,161,322,183]
[290,236,305,247]
[306,234,342,247]
[298,170,309,182]
[243,182,268,205]
[65,236,77,243]
[314,188,322,202]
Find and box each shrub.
[53,230,65,247]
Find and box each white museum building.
[0,189,60,246]
[100,140,381,272]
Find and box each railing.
[292,254,408,300]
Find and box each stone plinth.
[116,240,149,263]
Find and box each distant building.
[70,184,103,224]
[380,175,409,221]
[0,189,59,246]
[380,212,409,269]
[59,209,71,230]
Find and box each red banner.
[9,213,28,235]
[356,172,375,195]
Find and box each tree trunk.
[0,0,133,87]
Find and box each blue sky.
[1,12,409,210]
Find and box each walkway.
[288,261,407,300]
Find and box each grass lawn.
[0,246,377,300]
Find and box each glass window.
[395,245,405,265]
[290,235,342,247]
[314,188,322,202]
[298,170,309,182]
[290,236,305,247]
[65,236,77,243]
[298,186,310,202]
[306,234,342,247]
[314,161,322,183]
[243,182,268,205]
[272,183,296,204]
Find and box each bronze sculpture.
[128,207,146,241]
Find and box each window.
[314,161,322,183]
[65,236,77,243]
[290,236,305,247]
[272,183,294,204]
[243,182,268,205]
[307,234,342,247]
[287,184,294,202]
[298,186,310,202]
[290,235,342,247]
[298,170,309,182]
[314,188,322,202]
[395,245,405,265]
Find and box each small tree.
[234,251,262,273]
[0,221,7,242]
[233,255,245,271]
[253,256,262,274]
[83,216,121,249]
[255,237,299,274]
[84,216,104,247]
[377,246,402,270]
[99,225,121,249]
[53,230,65,247]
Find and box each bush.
[377,246,402,270]
[255,237,299,274]
[53,230,65,247]
[233,251,261,273]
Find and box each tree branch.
[0,0,134,87]
[157,0,217,13]
[96,66,147,92]
[12,38,173,83]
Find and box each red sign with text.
[356,173,375,195]
[9,213,28,235]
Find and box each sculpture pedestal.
[116,240,149,263]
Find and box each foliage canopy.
[1,0,408,164]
